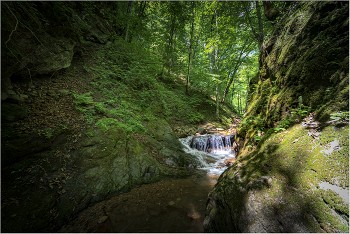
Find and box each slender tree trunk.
[129,1,148,42]
[237,91,241,114]
[215,8,219,118]
[221,39,250,103]
[245,65,249,109]
[162,15,175,76]
[231,89,234,108]
[244,1,264,50]
[186,3,195,95]
[125,1,133,42]
[256,1,264,48]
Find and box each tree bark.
[186,3,195,95]
[221,39,250,102]
[215,8,219,118]
[245,65,249,110]
[124,1,133,42]
[256,1,264,47]
[263,1,280,21]
[162,15,175,76]
[244,1,264,50]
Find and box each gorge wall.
[204,2,349,233]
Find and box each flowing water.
[179,133,237,176]
[59,132,236,233]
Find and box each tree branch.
[5,3,18,45]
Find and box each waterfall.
[188,134,235,153]
[190,136,208,151]
[207,135,225,152]
[179,133,236,176]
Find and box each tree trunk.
[244,1,264,50]
[256,1,264,48]
[215,8,219,118]
[245,65,249,109]
[221,39,250,103]
[186,3,195,95]
[162,15,175,76]
[124,1,133,42]
[216,83,220,117]
[263,1,280,21]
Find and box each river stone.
[196,127,208,135]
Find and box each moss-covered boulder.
[1,117,195,232]
[204,123,349,232]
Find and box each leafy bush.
[291,104,311,118]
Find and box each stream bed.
[59,132,236,232]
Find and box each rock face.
[204,2,349,233]
[237,1,349,151]
[1,2,116,100]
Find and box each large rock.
[204,124,349,233]
[1,118,195,232]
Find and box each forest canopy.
[98,1,290,116]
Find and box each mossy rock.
[204,124,349,233]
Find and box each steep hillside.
[204,2,349,232]
[1,2,237,232]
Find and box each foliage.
[291,104,311,119]
[72,91,94,106]
[330,111,349,122]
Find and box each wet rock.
[196,127,208,135]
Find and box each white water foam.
[179,135,236,176]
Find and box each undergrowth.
[72,37,235,135]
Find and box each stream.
[59,131,236,232]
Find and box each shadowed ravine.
[59,130,237,232]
